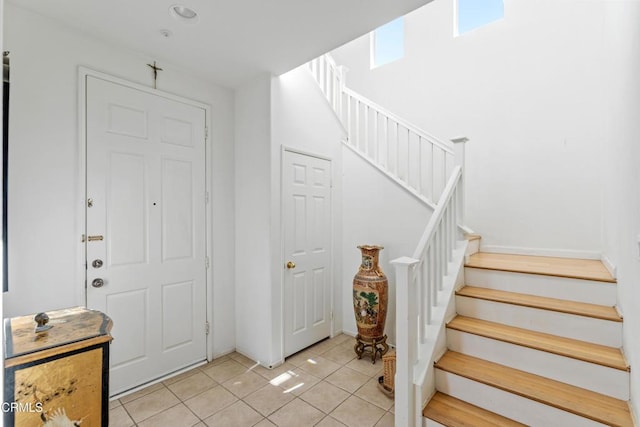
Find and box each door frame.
[77,67,214,361]
[280,146,335,359]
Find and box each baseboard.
[336,329,356,338]
[481,245,601,260]
[342,327,358,338]
[601,254,617,279]
[234,346,282,369]
[630,401,639,427]
[212,348,236,360]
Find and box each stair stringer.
[342,141,437,210]
[414,242,467,426]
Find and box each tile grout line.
[163,382,206,425]
[112,334,395,427]
[119,401,137,427]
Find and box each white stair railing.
[341,89,454,208]
[392,163,464,427]
[307,55,344,118]
[308,53,469,427]
[307,54,454,208]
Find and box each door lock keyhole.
[92,259,103,268]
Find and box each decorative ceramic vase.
[352,245,388,341]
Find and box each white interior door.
[283,150,332,357]
[85,75,207,395]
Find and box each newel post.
[451,136,469,226]
[391,256,420,427]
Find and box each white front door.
[283,150,332,357]
[85,75,207,395]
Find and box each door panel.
[313,268,326,324]
[107,152,147,266]
[293,272,307,333]
[107,289,147,366]
[283,151,332,357]
[162,281,194,351]
[107,103,148,139]
[161,116,194,147]
[161,158,194,261]
[86,75,207,395]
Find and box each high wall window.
[371,17,404,68]
[456,0,504,36]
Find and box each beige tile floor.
[109,334,395,426]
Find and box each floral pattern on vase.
[352,245,388,340]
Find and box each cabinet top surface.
[4,307,112,360]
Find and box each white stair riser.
[435,370,608,427]
[424,419,446,427]
[465,239,481,257]
[455,296,622,347]
[464,268,617,306]
[447,329,629,400]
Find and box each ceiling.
[7,0,432,88]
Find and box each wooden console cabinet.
[4,307,112,426]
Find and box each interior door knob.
[286,261,296,269]
[92,278,105,288]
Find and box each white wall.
[234,74,274,364]
[3,4,236,356]
[602,2,640,419]
[332,0,605,257]
[341,147,431,344]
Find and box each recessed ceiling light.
[169,5,198,23]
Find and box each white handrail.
[307,54,455,206]
[413,166,462,260]
[343,88,453,154]
[392,165,463,427]
[307,55,344,117]
[340,89,455,205]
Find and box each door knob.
[286,261,296,269]
[91,278,105,288]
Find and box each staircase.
[424,248,633,426]
[307,54,470,426]
[305,53,635,426]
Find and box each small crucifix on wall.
[147,61,163,89]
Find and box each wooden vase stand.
[354,334,389,364]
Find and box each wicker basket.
[377,349,396,397]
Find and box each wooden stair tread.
[435,351,633,427]
[447,316,628,371]
[423,391,526,427]
[465,252,616,283]
[456,286,622,322]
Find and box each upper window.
[456,0,504,36]
[371,17,404,68]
